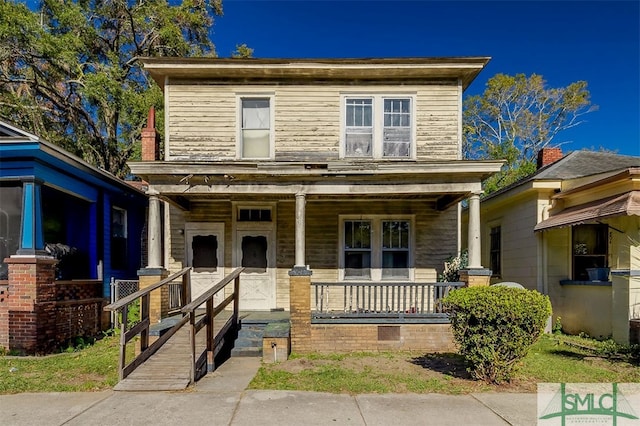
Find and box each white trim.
[338,214,415,281]
[236,93,275,160]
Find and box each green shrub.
[443,285,551,384]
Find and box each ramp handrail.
[104,267,192,380]
[181,267,244,382]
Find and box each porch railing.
[104,267,192,380]
[311,281,464,323]
[110,278,184,327]
[181,267,244,382]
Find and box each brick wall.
[1,257,107,354]
[307,324,455,353]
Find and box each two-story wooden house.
[129,58,502,352]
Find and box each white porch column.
[467,191,483,269]
[295,192,306,268]
[147,189,163,269]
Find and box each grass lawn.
[248,334,640,394]
[1,333,638,394]
[0,334,120,394]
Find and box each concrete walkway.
[0,357,539,426]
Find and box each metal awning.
[534,191,640,231]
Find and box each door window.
[241,235,268,273]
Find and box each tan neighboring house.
[129,58,503,352]
[464,148,640,344]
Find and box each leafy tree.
[463,73,597,193]
[0,0,223,178]
[232,43,254,58]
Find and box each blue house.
[0,120,147,297]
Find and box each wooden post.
[233,275,240,324]
[189,311,196,383]
[140,294,150,353]
[207,298,214,372]
[119,305,128,381]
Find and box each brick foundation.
[0,257,107,354]
[308,323,455,353]
[289,267,312,353]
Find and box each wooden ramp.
[114,323,206,392]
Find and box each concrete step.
[231,321,268,357]
[230,346,262,357]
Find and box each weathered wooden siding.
[165,198,457,310]
[167,83,460,161]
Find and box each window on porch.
[111,206,128,270]
[342,217,412,280]
[572,224,608,281]
[490,225,501,277]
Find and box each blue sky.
[211,0,640,156]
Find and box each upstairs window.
[240,97,271,159]
[343,95,413,159]
[345,98,373,157]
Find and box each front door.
[185,223,224,301]
[235,224,276,310]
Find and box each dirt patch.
[262,352,537,393]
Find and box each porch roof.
[534,190,640,231]
[129,159,503,209]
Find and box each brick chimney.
[537,147,563,169]
[141,107,160,161]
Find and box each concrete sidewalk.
[0,358,538,426]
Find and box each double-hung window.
[343,95,413,159]
[341,216,413,281]
[240,97,272,159]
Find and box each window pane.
[242,99,270,129]
[383,221,409,248]
[0,185,22,280]
[241,235,268,273]
[192,235,218,269]
[111,207,127,270]
[490,226,501,276]
[345,132,372,157]
[346,98,372,127]
[242,129,270,158]
[345,252,371,278]
[382,252,408,278]
[345,221,371,249]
